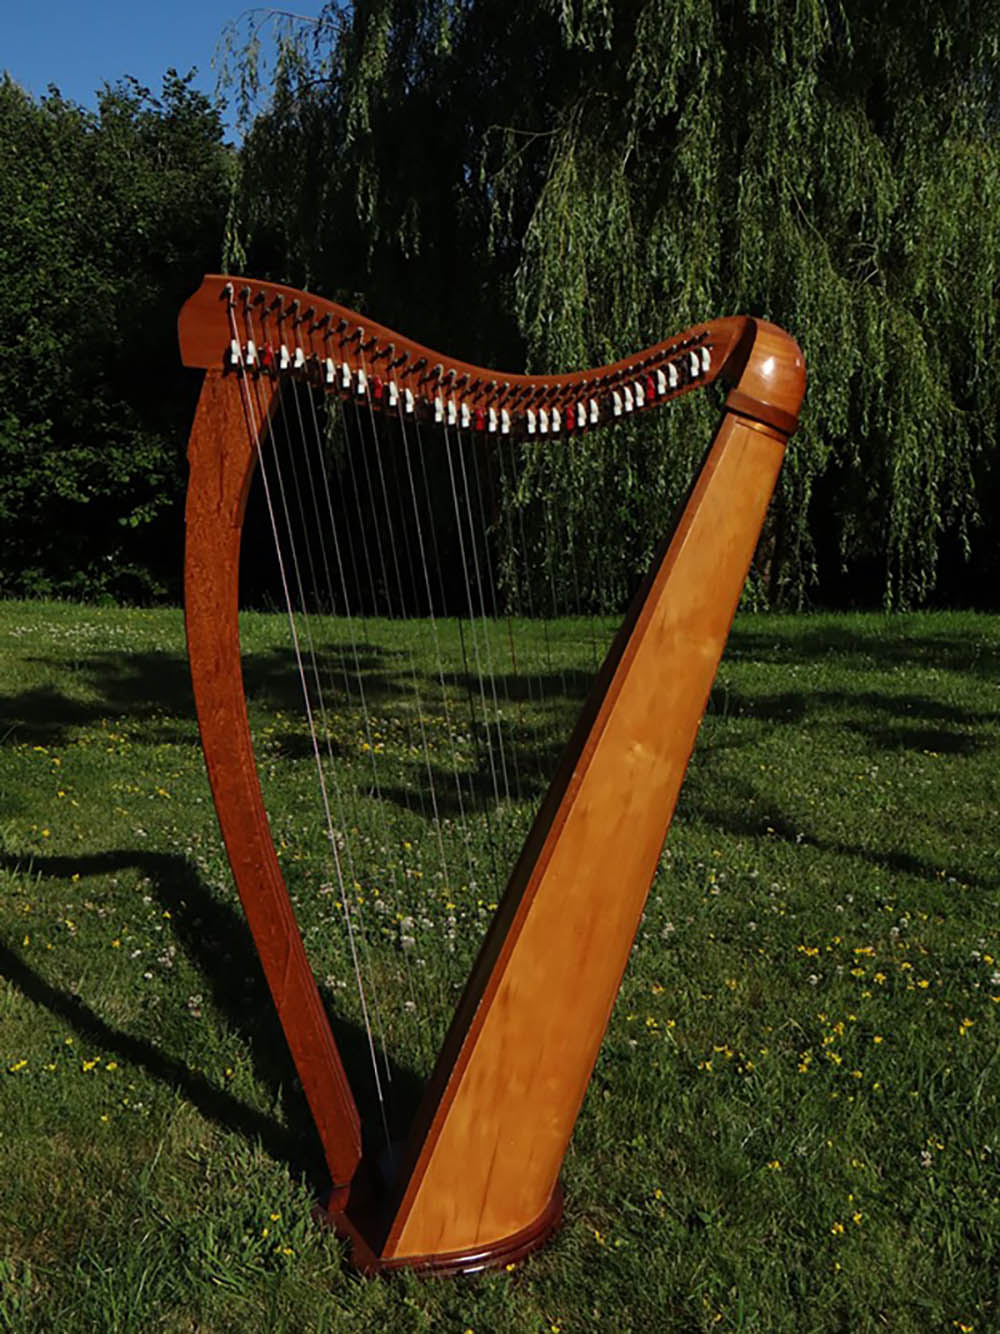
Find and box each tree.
[229,0,1000,608]
[0,73,231,600]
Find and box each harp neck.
[178,274,804,440]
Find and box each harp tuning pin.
[656,367,667,395]
[434,394,444,423]
[388,380,399,407]
[461,402,471,429]
[634,380,645,408]
[404,387,415,414]
[341,362,351,390]
[668,361,679,388]
[356,367,368,395]
[294,347,306,370]
[229,338,241,367]
[527,408,537,435]
[589,398,599,424]
[539,407,549,433]
[325,357,336,384]
[447,398,457,426]
[474,408,485,431]
[500,408,511,435]
[551,406,561,433]
[612,390,622,417]
[701,346,711,372]
[245,340,258,367]
[488,407,498,433]
[373,376,384,401]
[576,402,587,428]
[644,373,656,400]
[623,385,634,412]
[689,349,701,377]
[279,345,291,371]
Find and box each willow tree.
[229,1,1000,608]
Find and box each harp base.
[318,1181,564,1276]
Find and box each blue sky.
[3,1,327,133]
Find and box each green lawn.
[1,601,998,1332]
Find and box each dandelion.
[831,1221,845,1235]
[767,1160,782,1171]
[959,1017,975,1036]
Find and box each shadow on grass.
[0,848,425,1186]
[678,771,1000,894]
[727,620,999,681]
[1,638,589,745]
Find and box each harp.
[178,275,804,1274]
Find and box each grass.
[1,599,998,1332]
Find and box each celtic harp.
[178,275,805,1274]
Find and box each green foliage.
[0,73,231,601]
[231,1,1000,608]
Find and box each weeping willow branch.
[229,0,1000,609]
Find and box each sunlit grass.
[1,600,998,1332]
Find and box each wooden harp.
[179,275,805,1274]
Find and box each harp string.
[353,360,468,1043]
[392,406,483,906]
[456,431,520,810]
[225,301,391,1145]
[261,385,397,1134]
[290,373,433,1081]
[233,304,621,1099]
[497,434,549,794]
[439,421,508,892]
[279,375,413,1086]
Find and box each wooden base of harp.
[319,1181,564,1275]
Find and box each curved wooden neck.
[178,275,803,439]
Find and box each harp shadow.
[0,848,425,1180]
